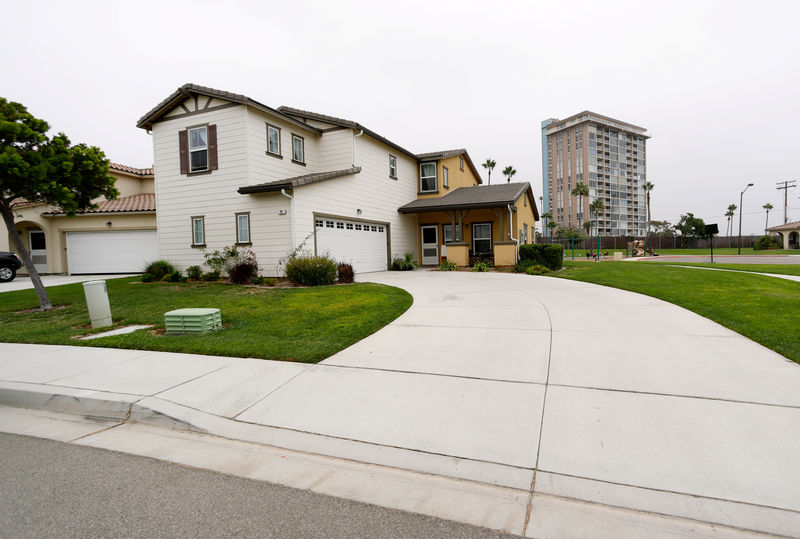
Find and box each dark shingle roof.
[43,193,156,215]
[137,84,321,134]
[767,220,800,232]
[399,182,538,218]
[416,149,483,184]
[238,167,361,194]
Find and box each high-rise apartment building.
[542,112,649,237]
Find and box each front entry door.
[420,225,439,265]
[29,230,47,273]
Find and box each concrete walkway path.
[1,271,798,537]
[0,274,136,293]
[666,263,800,282]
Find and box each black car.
[0,251,23,282]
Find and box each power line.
[777,180,797,224]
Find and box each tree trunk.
[487,170,491,186]
[0,200,52,310]
[765,211,769,233]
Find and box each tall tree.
[0,97,117,310]
[571,181,590,232]
[481,158,496,185]
[726,203,737,236]
[540,211,552,238]
[763,202,774,232]
[589,198,605,254]
[502,166,516,183]
[675,213,706,248]
[642,181,654,243]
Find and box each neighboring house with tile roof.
[1,163,157,275]
[767,220,800,249]
[137,83,538,274]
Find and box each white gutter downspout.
[281,189,296,250]
[508,204,519,262]
[352,129,364,166]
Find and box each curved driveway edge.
[0,271,798,536]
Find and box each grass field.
[667,263,800,277]
[651,248,793,256]
[0,278,412,363]
[550,261,800,363]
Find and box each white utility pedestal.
[82,280,112,329]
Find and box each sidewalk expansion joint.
[231,364,316,420]
[319,363,546,386]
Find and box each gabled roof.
[43,193,156,215]
[238,167,361,195]
[398,182,538,219]
[109,162,154,176]
[767,220,800,232]
[278,106,418,160]
[137,84,322,134]
[416,148,483,185]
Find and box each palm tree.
[482,159,496,185]
[547,221,558,237]
[571,181,590,231]
[502,166,517,183]
[540,212,552,239]
[763,202,774,232]
[589,198,606,255]
[642,181,654,247]
[727,203,737,247]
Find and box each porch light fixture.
[357,208,362,215]
[106,221,112,227]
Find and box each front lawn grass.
[667,263,800,277]
[651,247,792,256]
[550,261,800,363]
[0,278,412,363]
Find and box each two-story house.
[137,84,537,274]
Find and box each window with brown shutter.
[207,124,218,171]
[180,124,218,175]
[179,130,189,174]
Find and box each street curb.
[0,381,139,420]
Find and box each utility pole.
[776,180,796,224]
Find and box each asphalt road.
[0,433,517,538]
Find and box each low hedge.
[518,244,564,270]
[285,255,338,286]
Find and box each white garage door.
[315,217,388,274]
[66,230,158,274]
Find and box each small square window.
[346,223,354,230]
[363,226,370,233]
[292,134,304,163]
[267,124,281,156]
[378,226,384,232]
[326,221,334,228]
[389,155,397,178]
[336,222,344,229]
[371,225,377,232]
[315,219,324,227]
[355,224,362,230]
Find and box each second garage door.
[66,230,158,274]
[315,217,388,273]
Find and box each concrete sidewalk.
[0,274,136,293]
[1,271,799,536]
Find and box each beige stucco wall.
[416,154,480,200]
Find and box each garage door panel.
[315,218,387,274]
[67,231,158,274]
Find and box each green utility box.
[164,308,222,335]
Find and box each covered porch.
[767,221,800,250]
[398,183,538,267]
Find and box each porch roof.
[767,220,800,232]
[398,182,538,219]
[237,167,361,194]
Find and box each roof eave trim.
[238,182,293,195]
[398,199,518,214]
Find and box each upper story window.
[292,134,304,164]
[419,162,437,192]
[443,166,449,189]
[389,155,397,179]
[267,124,281,157]
[460,156,464,171]
[179,125,217,175]
[189,127,208,172]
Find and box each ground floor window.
[442,223,460,243]
[473,223,492,254]
[236,213,250,244]
[191,216,205,246]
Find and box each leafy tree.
[0,98,117,310]
[649,220,675,237]
[557,226,584,241]
[502,165,516,183]
[763,202,773,232]
[570,181,589,231]
[481,158,496,185]
[675,213,707,247]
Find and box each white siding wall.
[317,129,354,171]
[294,134,418,264]
[245,108,320,184]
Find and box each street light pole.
[738,182,754,255]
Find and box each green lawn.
[0,278,412,363]
[550,261,800,363]
[653,248,793,256]
[666,263,800,277]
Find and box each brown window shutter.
[178,130,189,174]
[208,124,218,171]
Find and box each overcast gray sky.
[4,0,799,235]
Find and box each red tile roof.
[43,193,156,215]
[767,220,800,232]
[109,162,154,176]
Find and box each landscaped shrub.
[186,265,203,280]
[203,246,258,279]
[439,260,457,271]
[251,276,276,286]
[228,258,259,284]
[202,271,220,282]
[518,244,564,270]
[471,259,492,272]
[337,263,355,283]
[753,235,781,251]
[391,252,419,271]
[161,273,172,282]
[513,259,536,273]
[144,260,177,281]
[140,273,155,283]
[525,265,550,275]
[285,255,337,286]
[168,271,183,283]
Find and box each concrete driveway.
[0,274,136,293]
[0,270,798,536]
